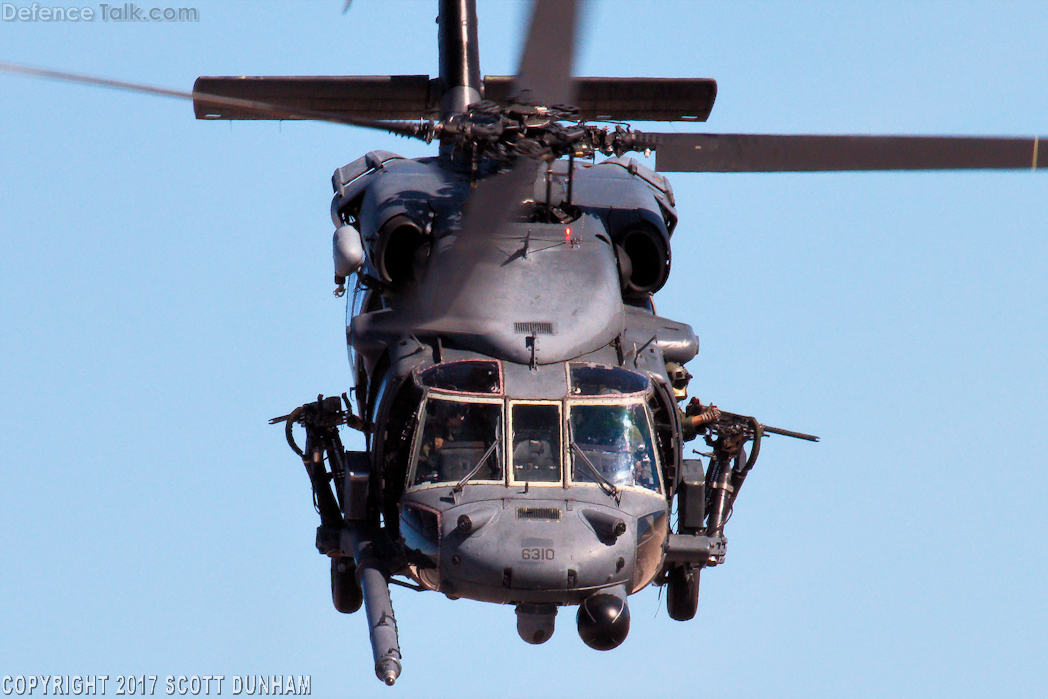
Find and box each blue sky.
[2,1,1046,697]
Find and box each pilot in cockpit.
[415,402,501,485]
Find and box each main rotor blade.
[417,159,542,322]
[512,0,579,106]
[191,75,438,121]
[483,76,718,122]
[363,159,541,337]
[646,133,1045,172]
[0,61,427,139]
[402,0,581,324]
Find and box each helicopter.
[2,0,1044,690]
[220,0,1038,685]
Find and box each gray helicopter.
[4,0,1041,687]
[251,0,1038,685]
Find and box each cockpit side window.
[569,402,661,492]
[569,364,649,396]
[417,360,502,395]
[510,402,562,484]
[410,397,502,487]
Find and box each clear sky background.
[2,1,1046,697]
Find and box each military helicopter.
[3,0,1043,688]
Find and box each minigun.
[684,402,818,560]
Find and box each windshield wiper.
[453,415,502,492]
[571,442,619,500]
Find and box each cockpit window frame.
[566,362,651,397]
[402,366,664,495]
[566,395,664,495]
[405,390,506,492]
[506,400,566,489]
[415,359,504,398]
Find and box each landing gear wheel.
[666,564,700,621]
[331,557,363,614]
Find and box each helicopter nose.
[577,585,630,650]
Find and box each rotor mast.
[438,0,482,118]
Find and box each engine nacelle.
[331,152,443,288]
[370,214,429,285]
[615,221,670,297]
[594,159,674,299]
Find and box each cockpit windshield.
[411,397,502,487]
[569,403,660,492]
[510,403,562,483]
[406,364,661,493]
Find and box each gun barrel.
[348,529,403,686]
[359,566,402,685]
[762,425,820,442]
[719,411,819,442]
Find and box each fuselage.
[333,149,698,613]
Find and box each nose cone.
[577,587,630,650]
[439,496,640,602]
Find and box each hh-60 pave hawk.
[5,0,1043,686]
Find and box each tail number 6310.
[522,547,555,560]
